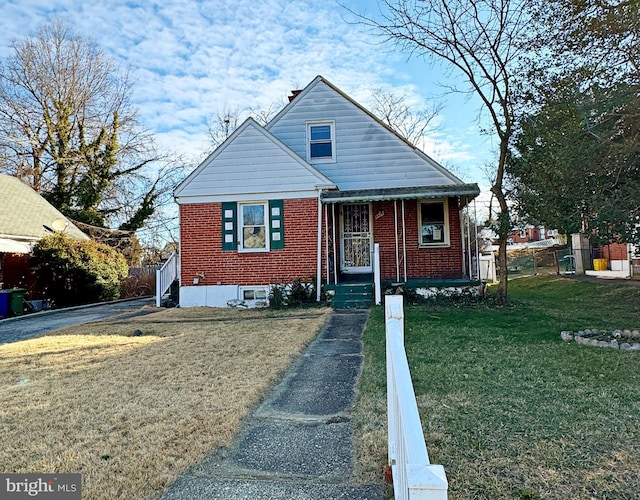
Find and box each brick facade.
[180,198,319,287]
[371,198,463,280]
[602,243,629,262]
[181,196,465,289]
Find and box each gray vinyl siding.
[175,120,332,200]
[267,80,461,191]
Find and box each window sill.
[419,243,450,249]
[238,248,270,253]
[308,157,336,164]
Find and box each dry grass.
[0,306,330,499]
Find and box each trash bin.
[593,258,609,271]
[0,290,12,318]
[10,288,26,316]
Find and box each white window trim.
[238,202,270,253]
[239,286,269,306]
[306,121,336,163]
[418,198,450,248]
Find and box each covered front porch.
[318,184,481,307]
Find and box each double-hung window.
[240,203,268,251]
[418,199,450,247]
[222,200,284,252]
[307,121,335,163]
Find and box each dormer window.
[307,121,335,163]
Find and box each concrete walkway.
[163,309,383,500]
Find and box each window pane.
[243,226,266,248]
[421,202,444,223]
[310,142,332,158]
[422,224,445,244]
[243,205,264,225]
[310,125,331,140]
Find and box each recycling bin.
[0,290,11,318]
[10,288,26,316]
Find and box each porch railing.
[385,295,448,500]
[155,252,178,307]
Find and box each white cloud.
[0,0,490,178]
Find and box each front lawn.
[0,307,330,499]
[354,276,640,499]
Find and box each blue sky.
[0,0,494,193]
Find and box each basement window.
[240,287,268,307]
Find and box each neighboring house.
[174,76,480,307]
[571,233,636,278]
[0,173,88,289]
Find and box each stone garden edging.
[560,329,640,351]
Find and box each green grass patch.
[354,276,640,499]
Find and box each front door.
[340,203,372,273]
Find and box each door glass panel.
[342,204,371,271]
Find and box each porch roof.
[320,183,480,204]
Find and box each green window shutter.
[269,199,284,249]
[222,202,237,251]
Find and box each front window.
[307,122,335,162]
[240,203,268,251]
[418,199,449,246]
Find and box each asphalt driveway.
[0,297,155,345]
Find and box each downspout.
[394,200,400,282]
[402,199,407,282]
[316,189,323,302]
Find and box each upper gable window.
[307,122,335,163]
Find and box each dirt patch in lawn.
[0,306,330,499]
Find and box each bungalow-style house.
[174,76,480,307]
[0,173,88,290]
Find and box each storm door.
[340,203,372,273]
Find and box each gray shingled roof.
[0,174,88,242]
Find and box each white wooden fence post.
[385,294,448,500]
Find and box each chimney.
[288,89,302,102]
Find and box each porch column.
[332,204,338,285]
[324,204,329,287]
[316,191,323,302]
[402,199,407,282]
[394,200,400,282]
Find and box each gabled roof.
[266,76,470,192]
[0,174,88,246]
[174,118,336,203]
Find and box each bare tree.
[0,20,162,230]
[207,99,285,149]
[351,0,531,302]
[368,87,442,147]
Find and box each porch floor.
[323,276,481,309]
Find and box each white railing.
[386,295,448,500]
[155,252,178,307]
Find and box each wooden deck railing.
[385,295,448,499]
